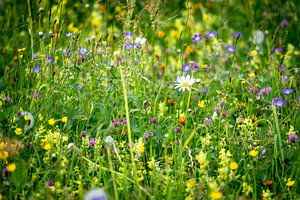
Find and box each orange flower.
[179,117,186,125]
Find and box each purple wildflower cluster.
[112,117,126,127]
[182,61,199,73]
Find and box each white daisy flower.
[174,75,196,92]
[21,111,34,131]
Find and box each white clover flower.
[252,30,264,45]
[174,75,196,92]
[84,188,107,200]
[104,136,115,145]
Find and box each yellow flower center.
[182,81,189,87]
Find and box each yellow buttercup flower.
[15,128,22,135]
[0,151,9,160]
[229,161,238,170]
[61,116,68,123]
[198,100,205,108]
[185,45,192,55]
[210,191,223,199]
[286,178,295,187]
[157,31,165,38]
[42,142,51,150]
[6,163,16,172]
[48,118,56,126]
[249,149,258,157]
[248,72,256,78]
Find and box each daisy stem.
[186,86,192,116]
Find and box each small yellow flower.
[6,163,16,172]
[48,118,56,126]
[24,115,30,121]
[157,31,165,38]
[38,114,44,121]
[61,116,68,123]
[249,50,258,56]
[248,72,256,78]
[171,30,180,39]
[229,161,238,170]
[185,45,192,55]
[42,142,51,151]
[196,151,207,165]
[210,191,223,199]
[15,128,22,135]
[0,151,9,160]
[249,149,258,157]
[198,100,205,108]
[0,142,7,149]
[186,178,197,189]
[286,178,295,187]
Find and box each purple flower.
[205,31,217,38]
[272,47,282,53]
[282,88,294,95]
[191,61,199,72]
[173,126,181,133]
[125,32,133,39]
[203,117,212,125]
[65,32,73,37]
[47,180,55,187]
[150,117,157,124]
[33,92,42,99]
[32,65,40,73]
[273,97,286,108]
[259,87,272,96]
[280,19,288,28]
[84,188,107,200]
[214,105,221,113]
[2,168,8,177]
[120,118,126,125]
[226,45,236,52]
[249,86,255,94]
[78,46,89,56]
[233,32,243,38]
[192,34,202,43]
[124,43,133,49]
[182,64,191,73]
[288,133,299,143]
[260,147,266,157]
[77,84,83,90]
[88,138,96,147]
[222,110,227,118]
[145,131,154,139]
[3,96,13,104]
[80,131,87,137]
[47,55,54,62]
[279,65,286,72]
[134,44,141,49]
[283,75,289,82]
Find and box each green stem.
[27,0,34,60]
[107,147,119,200]
[118,65,137,180]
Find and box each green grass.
[0,0,300,199]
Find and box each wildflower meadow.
[1,0,300,199]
